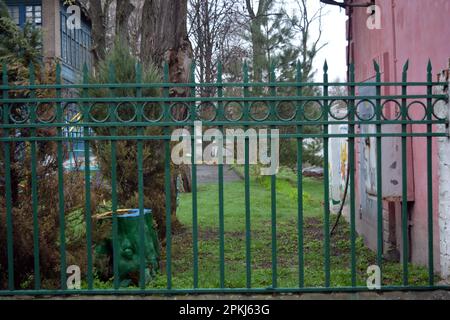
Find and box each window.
[60,11,93,72]
[25,5,42,26]
[7,6,20,25]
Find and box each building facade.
[5,0,94,170]
[341,0,450,276]
[6,0,93,83]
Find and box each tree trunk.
[245,0,271,84]
[115,0,134,45]
[140,0,193,234]
[88,0,107,68]
[141,0,192,74]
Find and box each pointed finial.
[135,62,142,83]
[427,59,432,73]
[163,61,169,81]
[296,59,302,81]
[29,63,35,83]
[349,63,354,73]
[402,60,409,73]
[373,60,380,73]
[323,60,328,73]
[217,60,223,82]
[56,62,61,83]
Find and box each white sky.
[285,0,348,81]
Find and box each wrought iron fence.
[0,60,449,295]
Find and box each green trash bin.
[94,209,160,287]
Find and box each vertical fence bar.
[269,63,277,289]
[29,63,41,289]
[323,61,330,287]
[243,62,252,288]
[163,62,172,290]
[401,61,409,286]
[190,62,199,289]
[374,61,383,283]
[136,63,146,289]
[217,62,225,288]
[296,61,304,288]
[426,60,434,286]
[82,64,93,290]
[109,63,120,290]
[2,64,14,290]
[56,63,67,289]
[349,64,357,287]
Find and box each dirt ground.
[2,290,450,300]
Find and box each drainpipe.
[391,0,398,86]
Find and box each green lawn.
[143,167,432,289]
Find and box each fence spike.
[83,63,89,83]
[217,61,223,82]
[349,63,355,74]
[427,59,433,74]
[56,62,61,84]
[190,61,196,83]
[29,63,35,84]
[296,60,302,82]
[402,60,410,74]
[135,62,142,83]
[323,60,328,73]
[373,60,380,73]
[163,61,169,82]
[2,63,7,84]
[243,60,249,82]
[108,62,115,82]
[270,61,276,82]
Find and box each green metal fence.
[0,60,449,295]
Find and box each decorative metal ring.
[9,103,30,124]
[355,99,376,121]
[63,102,83,123]
[224,101,244,122]
[275,101,297,121]
[89,102,111,123]
[142,102,163,122]
[170,102,190,122]
[36,102,57,123]
[381,100,401,120]
[196,102,217,121]
[249,101,270,121]
[328,100,349,120]
[302,101,323,121]
[406,101,427,121]
[115,102,137,123]
[432,99,448,120]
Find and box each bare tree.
[289,0,326,82]
[188,0,241,95]
[244,0,275,83]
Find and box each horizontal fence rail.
[0,60,449,296]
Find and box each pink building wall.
[346,0,450,271]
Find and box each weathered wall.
[347,0,450,273]
[438,69,450,279]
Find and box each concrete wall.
[347,0,450,274]
[438,69,450,279]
